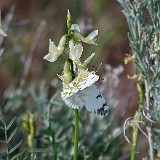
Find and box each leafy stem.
[69,58,79,160]
[131,81,144,160]
[0,115,22,160]
[74,109,79,160]
[4,124,9,160]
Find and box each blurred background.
[0,0,147,159]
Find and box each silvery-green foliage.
[118,0,160,118]
[0,115,23,160]
[118,0,160,157]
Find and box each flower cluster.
[44,11,98,82]
[43,11,98,85]
[43,11,109,116]
[43,11,96,94]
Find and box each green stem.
[52,133,57,160]
[68,58,79,160]
[131,108,142,160]
[48,122,57,160]
[74,109,79,160]
[131,81,145,160]
[4,125,9,160]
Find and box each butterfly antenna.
[95,63,103,73]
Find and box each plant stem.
[68,58,79,160]
[4,125,9,160]
[131,81,145,160]
[74,109,79,160]
[48,122,57,160]
[131,109,141,160]
[52,132,57,160]
[147,124,154,160]
[145,80,154,160]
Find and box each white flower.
[0,27,7,37]
[83,53,95,66]
[71,24,80,32]
[43,35,66,62]
[71,24,98,45]
[57,61,72,86]
[0,14,7,37]
[69,40,83,61]
[82,30,98,45]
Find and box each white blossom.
[43,35,66,62]
[71,24,80,32]
[71,24,98,45]
[69,40,83,61]
[0,14,7,37]
[82,30,98,45]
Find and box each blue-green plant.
[0,13,23,160]
[0,115,23,160]
[117,0,160,159]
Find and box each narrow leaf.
[0,126,5,130]
[9,140,23,154]
[0,115,5,125]
[0,150,6,154]
[10,152,22,160]
[6,117,16,130]
[0,140,6,144]
[28,148,51,153]
[8,127,18,143]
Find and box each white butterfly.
[61,71,110,116]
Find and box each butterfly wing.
[62,84,110,116]
[61,91,84,109]
[61,71,99,98]
[82,85,110,116]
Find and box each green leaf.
[28,148,51,153]
[0,150,6,155]
[6,117,16,130]
[0,115,5,125]
[0,140,6,144]
[10,152,22,160]
[9,140,23,154]
[8,127,18,143]
[0,126,5,130]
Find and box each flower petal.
[74,44,83,59]
[69,43,83,61]
[71,24,80,32]
[0,27,7,37]
[43,39,58,62]
[83,53,95,66]
[83,30,98,44]
[44,37,66,62]
[49,39,57,53]
[69,40,74,51]
[86,30,98,40]
[43,52,58,62]
[58,35,66,50]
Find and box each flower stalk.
[131,80,145,160]
[74,109,79,160]
[68,56,79,159]
[118,0,160,159]
[43,10,99,159]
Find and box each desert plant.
[118,0,160,159]
[0,115,23,160]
